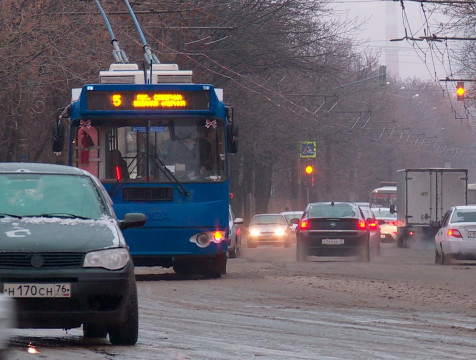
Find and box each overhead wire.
[134,7,471,159]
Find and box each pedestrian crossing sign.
[300,141,316,158]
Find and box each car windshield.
[372,208,396,219]
[451,210,476,223]
[308,203,357,218]
[0,174,104,219]
[251,215,286,225]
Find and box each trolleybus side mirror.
[52,121,64,153]
[389,204,396,214]
[226,106,238,153]
[227,124,239,153]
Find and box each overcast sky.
[332,0,458,82]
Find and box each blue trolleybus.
[55,64,238,278]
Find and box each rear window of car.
[251,215,287,225]
[451,210,476,223]
[359,207,374,219]
[282,212,303,222]
[372,209,396,218]
[307,203,358,218]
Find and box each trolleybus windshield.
[72,117,226,183]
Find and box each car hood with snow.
[0,216,124,253]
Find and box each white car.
[372,208,397,242]
[247,214,292,248]
[281,211,303,233]
[357,204,381,256]
[228,206,243,258]
[435,205,476,265]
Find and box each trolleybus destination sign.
[85,90,210,111]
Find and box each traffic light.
[303,164,315,187]
[456,81,465,101]
[305,165,314,175]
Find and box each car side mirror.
[120,213,147,230]
[234,217,244,224]
[290,218,300,225]
[389,204,396,214]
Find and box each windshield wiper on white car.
[32,213,92,220]
[0,213,23,219]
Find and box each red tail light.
[368,221,378,231]
[299,219,309,230]
[447,229,462,238]
[357,221,366,230]
[115,165,122,181]
[408,230,414,236]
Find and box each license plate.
[322,239,344,245]
[3,283,71,298]
[468,231,476,238]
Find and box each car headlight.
[83,248,130,270]
[250,228,260,236]
[275,227,286,236]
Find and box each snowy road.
[7,242,476,359]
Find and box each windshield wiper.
[33,213,91,220]
[151,154,190,196]
[0,213,23,219]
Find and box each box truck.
[394,168,468,247]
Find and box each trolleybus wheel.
[203,255,226,278]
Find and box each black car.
[0,163,146,345]
[296,202,370,262]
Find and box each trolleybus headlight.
[83,248,130,270]
[196,233,210,247]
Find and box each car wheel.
[397,235,403,248]
[435,248,442,264]
[371,240,380,256]
[108,282,139,346]
[359,240,370,263]
[296,239,307,262]
[228,245,236,259]
[235,239,241,257]
[442,252,452,265]
[83,323,107,339]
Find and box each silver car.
[247,214,292,248]
[435,206,476,265]
[228,206,243,258]
[281,211,304,233]
[357,203,381,256]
